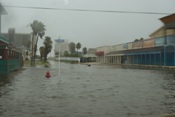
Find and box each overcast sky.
[1,0,175,56]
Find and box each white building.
[83,48,97,62]
[54,39,69,56]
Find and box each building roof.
[0,3,7,15]
[159,13,175,29]
[0,35,9,44]
[160,13,175,24]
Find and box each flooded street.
[0,61,175,117]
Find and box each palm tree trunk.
[33,35,39,66]
[40,54,42,61]
[44,54,47,62]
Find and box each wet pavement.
[0,61,175,117]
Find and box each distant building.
[54,39,69,56]
[96,13,175,66]
[2,28,32,59]
[2,28,31,49]
[83,48,97,62]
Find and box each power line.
[4,5,171,15]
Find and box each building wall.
[111,45,116,52]
[97,46,106,54]
[150,28,175,38]
[2,29,31,49]
[104,46,110,54]
[8,28,15,43]
[115,44,123,51]
[87,48,96,54]
[132,40,143,49]
[96,46,106,63]
[14,34,31,48]
[115,44,128,51]
[128,42,133,49]
[143,38,155,48]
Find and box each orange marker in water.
[45,71,51,78]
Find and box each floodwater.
[0,61,175,117]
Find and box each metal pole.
[59,36,60,77]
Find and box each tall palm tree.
[76,42,81,53]
[30,20,46,66]
[43,36,52,62]
[39,46,45,61]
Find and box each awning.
[0,3,7,15]
[0,35,9,44]
[96,51,104,56]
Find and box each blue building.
[96,13,175,66]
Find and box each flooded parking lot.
[0,61,175,117]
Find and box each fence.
[55,57,80,63]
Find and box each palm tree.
[30,20,46,66]
[43,36,52,62]
[82,47,87,55]
[69,42,76,54]
[39,46,45,61]
[76,42,81,52]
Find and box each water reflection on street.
[0,61,175,117]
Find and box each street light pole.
[55,37,64,78]
[59,36,61,77]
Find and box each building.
[83,48,97,62]
[0,35,23,74]
[96,13,175,66]
[2,28,31,48]
[54,39,69,56]
[2,28,32,60]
